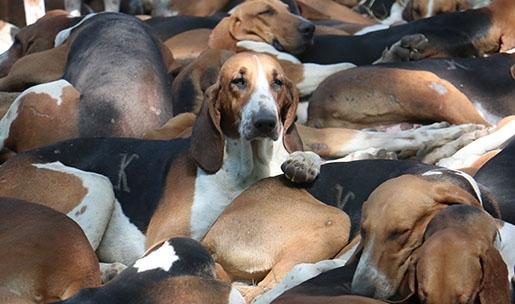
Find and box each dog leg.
[436,119,515,169]
[299,122,485,159]
[281,151,321,183]
[422,127,492,165]
[96,199,146,266]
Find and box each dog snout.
[253,112,277,136]
[352,271,378,298]
[298,21,315,39]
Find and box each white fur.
[335,123,482,158]
[96,199,146,265]
[422,168,483,205]
[506,48,515,54]
[229,287,246,304]
[437,120,515,169]
[133,241,178,273]
[0,22,19,54]
[425,0,435,17]
[190,137,289,240]
[352,242,395,299]
[297,63,355,96]
[354,24,390,35]
[23,0,45,25]
[495,221,515,282]
[381,2,405,25]
[296,101,309,125]
[33,161,115,250]
[0,79,73,148]
[428,81,448,95]
[55,13,97,47]
[236,40,301,64]
[254,258,349,304]
[472,101,502,125]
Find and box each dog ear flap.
[282,77,303,152]
[190,83,224,174]
[431,182,482,208]
[479,247,510,304]
[391,260,417,303]
[402,0,415,21]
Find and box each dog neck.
[208,18,238,51]
[222,133,289,187]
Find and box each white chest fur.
[190,137,289,240]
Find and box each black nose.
[298,21,315,38]
[254,115,277,134]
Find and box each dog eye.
[258,8,274,15]
[388,229,410,243]
[231,77,247,90]
[272,79,283,91]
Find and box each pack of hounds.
[0,0,514,303]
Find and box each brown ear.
[479,247,510,304]
[228,15,257,41]
[282,77,303,152]
[392,260,416,303]
[431,182,482,208]
[190,83,224,174]
[402,0,414,21]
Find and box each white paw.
[281,151,321,183]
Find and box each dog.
[56,237,245,304]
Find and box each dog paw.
[100,262,127,283]
[281,151,321,184]
[420,127,491,164]
[376,33,430,63]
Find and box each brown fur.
[0,198,101,303]
[0,155,88,213]
[307,67,488,129]
[355,174,483,296]
[203,176,350,302]
[165,0,314,66]
[0,11,73,77]
[5,85,81,152]
[296,0,376,24]
[401,206,510,304]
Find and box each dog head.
[190,52,302,173]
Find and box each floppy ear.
[431,182,482,208]
[228,15,258,41]
[282,77,303,152]
[479,247,510,304]
[402,0,415,21]
[190,83,224,174]
[392,260,416,303]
